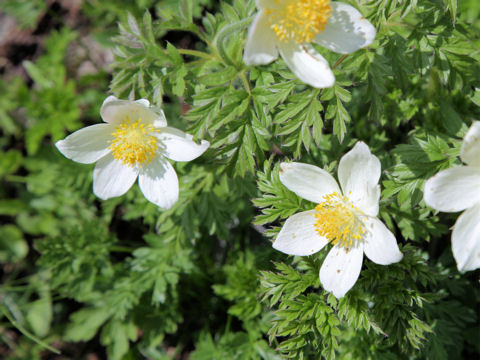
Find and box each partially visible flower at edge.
[424,121,480,271]
[55,96,209,209]
[243,0,376,88]
[272,142,403,298]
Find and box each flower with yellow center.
[272,142,403,298]
[424,121,480,271]
[55,96,209,209]
[244,0,377,88]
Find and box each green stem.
[215,16,254,65]
[239,70,251,94]
[332,54,348,69]
[110,245,135,253]
[0,285,31,291]
[225,314,232,334]
[5,175,27,183]
[0,305,61,354]
[178,48,213,60]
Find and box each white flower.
[424,121,480,271]
[55,96,209,209]
[273,142,403,298]
[243,0,376,88]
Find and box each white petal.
[451,202,480,271]
[338,142,381,216]
[314,2,376,54]
[277,41,335,88]
[135,99,150,107]
[273,210,328,256]
[363,217,403,265]
[424,166,480,212]
[155,127,209,162]
[243,11,279,66]
[460,121,480,168]
[279,162,340,204]
[361,185,380,217]
[138,156,179,209]
[104,95,150,108]
[102,95,118,105]
[93,153,139,200]
[319,244,363,298]
[100,97,167,127]
[55,124,113,164]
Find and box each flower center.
[314,191,366,248]
[266,0,332,43]
[109,117,158,167]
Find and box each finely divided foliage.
[0,0,479,359]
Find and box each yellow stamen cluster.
[266,0,332,43]
[314,191,366,248]
[109,117,158,167]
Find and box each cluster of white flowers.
[271,124,480,298]
[56,2,478,300]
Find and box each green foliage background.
[0,0,479,359]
